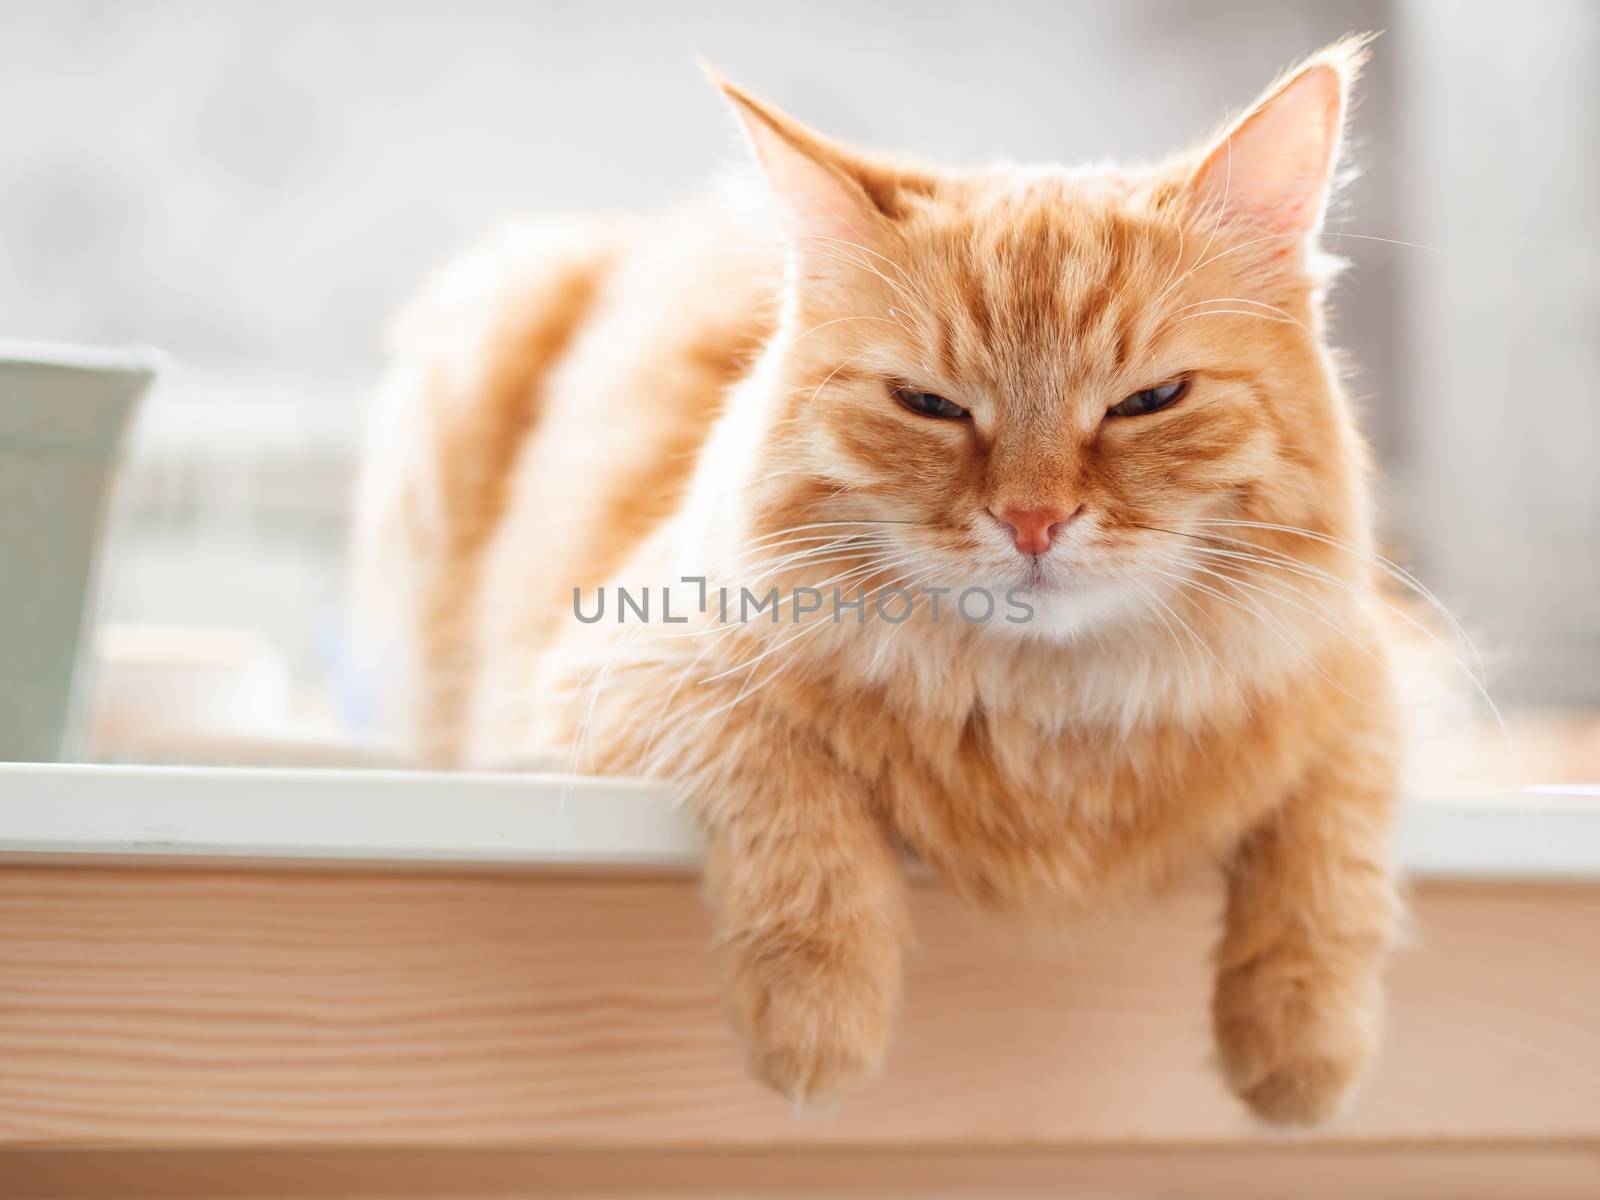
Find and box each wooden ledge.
[3,765,1598,1195]
[2,870,1598,1158]
[8,1145,1600,1199]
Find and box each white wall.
[1396,0,1600,704]
[0,0,1390,374]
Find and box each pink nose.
[992,505,1080,556]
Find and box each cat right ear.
[1184,36,1370,246]
[705,65,892,249]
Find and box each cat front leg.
[1211,745,1401,1126]
[703,750,909,1104]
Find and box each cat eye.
[1107,377,1189,419]
[893,386,969,421]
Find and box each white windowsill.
[2,762,1598,879]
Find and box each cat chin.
[982,576,1141,644]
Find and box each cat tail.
[348,217,622,763]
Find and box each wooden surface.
[7,1146,1600,1200]
[2,869,1599,1159]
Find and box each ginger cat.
[355,37,1401,1125]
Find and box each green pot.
[0,343,162,762]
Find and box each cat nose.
[991,504,1082,556]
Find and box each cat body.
[355,39,1400,1125]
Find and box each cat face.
[719,45,1366,639]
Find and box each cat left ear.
[1186,36,1370,244]
[706,65,893,248]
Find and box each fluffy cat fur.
[354,36,1401,1126]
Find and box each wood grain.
[1,868,1598,1155]
[7,1146,1600,1200]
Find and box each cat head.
[714,39,1372,643]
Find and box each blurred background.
[1,0,1596,754]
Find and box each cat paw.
[1213,958,1379,1127]
[723,936,898,1103]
